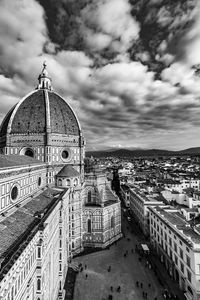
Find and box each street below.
[73,210,166,300]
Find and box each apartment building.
[149,205,200,300]
[129,187,163,236]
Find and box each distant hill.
[86,147,200,158]
[178,147,200,154]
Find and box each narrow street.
[73,210,165,300]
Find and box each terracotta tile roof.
[0,188,62,259]
[104,185,118,205]
[0,155,43,168]
[57,165,80,178]
[0,89,80,137]
[48,92,79,135]
[0,106,16,136]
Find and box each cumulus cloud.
[181,2,200,66]
[0,0,47,72]
[81,0,139,54]
[0,0,200,151]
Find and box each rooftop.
[104,185,118,204]
[121,184,130,192]
[57,165,80,178]
[151,206,200,245]
[0,155,43,169]
[0,187,63,262]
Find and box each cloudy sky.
[0,0,200,150]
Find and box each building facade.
[0,64,122,299]
[129,187,163,236]
[82,171,122,248]
[120,184,130,207]
[149,205,200,300]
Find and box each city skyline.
[0,0,200,151]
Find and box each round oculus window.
[62,150,69,159]
[11,186,18,201]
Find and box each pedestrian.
[148,283,151,288]
[140,283,143,288]
[136,281,139,287]
[110,286,113,292]
[85,274,88,279]
[85,264,87,269]
[108,295,113,300]
[117,286,121,292]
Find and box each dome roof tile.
[0,90,80,137]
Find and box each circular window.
[62,150,69,159]
[38,177,42,187]
[11,186,18,201]
[24,149,34,157]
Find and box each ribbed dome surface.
[0,89,80,136]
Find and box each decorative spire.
[37,61,52,90]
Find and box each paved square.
[73,217,164,300]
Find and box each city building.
[82,170,122,248]
[120,184,130,207]
[129,186,163,236]
[0,63,122,300]
[149,205,200,300]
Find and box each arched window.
[87,219,92,233]
[11,287,14,300]
[25,148,34,157]
[111,216,114,228]
[38,177,42,187]
[74,178,78,186]
[37,247,41,258]
[37,279,41,291]
[66,179,71,186]
[88,191,92,203]
[58,178,62,186]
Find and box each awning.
[141,244,149,251]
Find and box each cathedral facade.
[0,64,122,300]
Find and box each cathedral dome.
[0,63,81,137]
